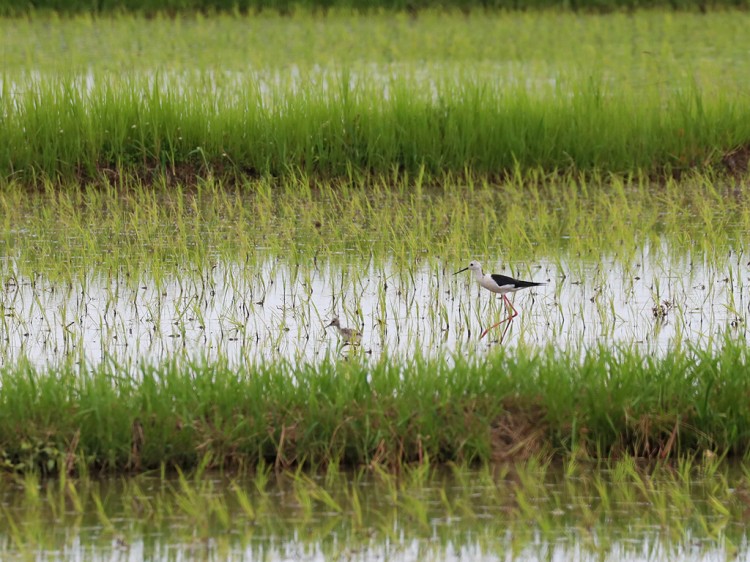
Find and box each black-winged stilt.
[326,316,362,345]
[454,260,544,341]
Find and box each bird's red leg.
[496,295,518,343]
[479,298,510,339]
[479,294,519,340]
[497,298,514,343]
[503,295,519,321]
[479,318,510,340]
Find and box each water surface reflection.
[1,239,747,368]
[0,465,745,561]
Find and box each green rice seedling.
[346,482,364,529]
[231,480,256,520]
[1,172,748,286]
[62,478,84,514]
[369,464,398,505]
[289,472,314,521]
[90,487,115,532]
[172,466,232,531]
[592,471,610,513]
[20,472,41,506]
[396,492,431,533]
[2,71,750,183]
[298,473,343,513]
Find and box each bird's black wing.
[490,274,544,289]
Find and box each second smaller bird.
[326,316,362,345]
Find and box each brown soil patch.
[722,145,750,176]
[490,405,547,462]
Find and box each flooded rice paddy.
[1,462,748,562]
[1,242,747,368]
[3,10,750,561]
[2,189,750,560]
[3,179,748,561]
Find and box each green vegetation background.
[2,0,749,15]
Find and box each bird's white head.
[454,261,483,276]
[326,317,341,328]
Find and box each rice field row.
[3,173,747,279]
[3,74,750,182]
[2,341,750,473]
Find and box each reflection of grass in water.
[1,173,748,282]
[0,456,746,559]
[3,74,750,182]
[1,342,750,473]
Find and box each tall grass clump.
[3,74,750,184]
[2,340,750,474]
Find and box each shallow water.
[0,465,746,561]
[1,239,747,368]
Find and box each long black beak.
[453,267,469,275]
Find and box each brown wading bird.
[454,260,545,341]
[326,316,362,345]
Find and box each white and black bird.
[454,260,544,340]
[325,316,361,345]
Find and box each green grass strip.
[2,341,749,474]
[3,76,750,183]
